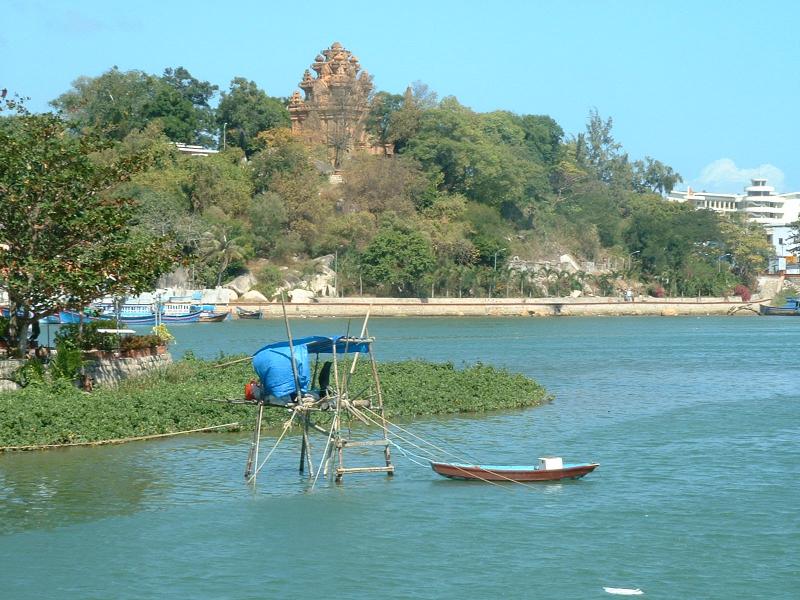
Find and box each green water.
[2,317,798,598]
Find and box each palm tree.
[200,225,246,287]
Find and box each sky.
[4,0,799,192]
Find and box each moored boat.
[430,457,598,482]
[236,308,263,319]
[198,311,229,323]
[759,298,800,316]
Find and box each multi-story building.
[668,178,800,272]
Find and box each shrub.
[55,320,119,351]
[648,284,666,298]
[733,284,751,301]
[120,335,161,351]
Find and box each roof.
[252,335,372,357]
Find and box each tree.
[199,225,247,287]
[576,108,632,186]
[632,156,682,195]
[0,101,177,355]
[51,66,218,145]
[788,220,800,255]
[359,222,435,296]
[216,78,289,156]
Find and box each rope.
[247,409,298,483]
[348,404,538,490]
[310,412,336,491]
[0,422,239,452]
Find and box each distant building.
[668,178,800,272]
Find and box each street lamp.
[717,253,731,273]
[628,250,641,270]
[491,248,506,298]
[494,248,507,271]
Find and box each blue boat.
[760,297,800,316]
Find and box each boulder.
[288,289,315,303]
[0,379,21,393]
[240,290,269,303]
[224,273,257,296]
[199,288,238,304]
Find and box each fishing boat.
[759,297,800,316]
[161,301,202,323]
[198,311,228,323]
[237,307,263,319]
[430,457,598,482]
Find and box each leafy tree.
[51,66,218,144]
[365,91,404,143]
[719,214,772,286]
[217,78,289,156]
[577,108,633,187]
[788,219,800,255]
[0,100,177,355]
[360,222,435,295]
[632,156,682,195]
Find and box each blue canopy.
[251,336,371,398]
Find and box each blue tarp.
[251,336,371,398]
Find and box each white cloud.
[691,158,785,192]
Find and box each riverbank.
[0,356,550,449]
[227,295,766,318]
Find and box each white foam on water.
[603,587,644,596]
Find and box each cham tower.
[288,42,392,168]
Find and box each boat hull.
[430,462,599,482]
[759,305,800,316]
[198,312,228,323]
[236,309,262,319]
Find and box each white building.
[668,178,800,272]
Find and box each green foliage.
[216,78,289,156]
[349,359,552,416]
[0,99,178,355]
[51,66,218,144]
[360,222,436,295]
[0,357,549,447]
[55,320,119,351]
[120,335,161,351]
[50,339,84,381]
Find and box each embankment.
[229,296,766,318]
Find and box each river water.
[1,316,798,599]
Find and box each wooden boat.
[430,460,599,482]
[759,298,800,316]
[237,308,262,319]
[198,311,228,323]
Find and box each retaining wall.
[226,297,765,318]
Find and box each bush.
[733,284,751,301]
[120,335,161,351]
[55,320,119,351]
[648,284,665,298]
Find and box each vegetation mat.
[0,355,550,449]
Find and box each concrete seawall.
[226,296,765,318]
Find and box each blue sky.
[4,0,799,191]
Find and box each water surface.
[2,317,798,598]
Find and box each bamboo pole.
[367,332,392,473]
[280,294,313,477]
[244,405,263,481]
[1,422,239,452]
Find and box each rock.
[0,379,21,393]
[288,289,315,303]
[240,290,269,303]
[570,289,583,298]
[661,308,679,316]
[224,273,257,296]
[200,288,238,304]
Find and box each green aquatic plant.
[0,356,550,448]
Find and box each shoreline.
[226,296,766,318]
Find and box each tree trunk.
[7,299,29,358]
